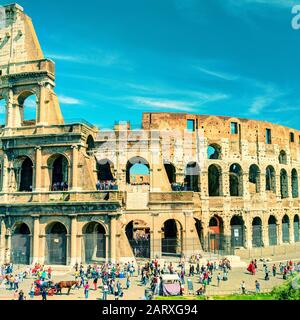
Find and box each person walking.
[255,280,261,293]
[18,290,25,300]
[41,288,47,301]
[84,282,90,299]
[217,273,222,286]
[93,277,98,291]
[272,264,277,277]
[126,276,131,289]
[241,281,246,294]
[29,283,35,299]
[102,283,109,300]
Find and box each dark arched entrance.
[185,162,200,192]
[282,215,290,243]
[125,220,150,258]
[161,219,182,256]
[268,215,277,246]
[208,216,224,252]
[208,164,222,196]
[11,223,31,265]
[50,155,69,190]
[294,215,299,242]
[45,222,67,265]
[252,217,263,247]
[230,215,245,248]
[19,157,33,192]
[83,222,106,263]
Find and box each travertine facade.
[0,4,299,265]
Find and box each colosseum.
[0,3,299,266]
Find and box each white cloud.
[131,97,194,112]
[195,66,239,81]
[58,95,82,105]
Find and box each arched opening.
[268,215,277,246]
[86,135,95,156]
[82,222,106,263]
[184,162,200,192]
[96,159,116,190]
[0,97,5,125]
[266,166,276,192]
[230,215,245,248]
[294,215,299,242]
[49,155,69,191]
[292,169,299,198]
[18,157,33,192]
[279,150,287,165]
[18,91,37,126]
[280,169,288,199]
[252,217,263,247]
[249,164,260,194]
[125,220,150,258]
[208,164,222,196]
[207,144,221,160]
[164,162,176,185]
[126,157,150,185]
[282,215,290,243]
[208,216,224,252]
[229,163,243,196]
[161,219,182,256]
[194,218,204,250]
[45,222,67,265]
[11,223,31,265]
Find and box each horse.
[55,281,79,295]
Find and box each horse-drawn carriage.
[34,280,57,296]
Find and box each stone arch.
[82,222,106,262]
[294,214,300,242]
[291,169,299,198]
[184,161,200,192]
[161,219,183,256]
[207,143,221,160]
[229,163,243,196]
[164,161,176,185]
[96,158,115,182]
[266,165,276,192]
[252,217,263,247]
[17,90,38,126]
[208,215,224,252]
[278,150,287,165]
[15,156,33,192]
[125,220,150,258]
[230,215,245,248]
[280,169,288,199]
[86,135,95,156]
[45,221,68,265]
[11,222,31,265]
[282,214,290,243]
[268,215,277,246]
[47,154,70,191]
[208,164,222,196]
[249,164,260,193]
[126,156,150,185]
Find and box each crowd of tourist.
[96,180,118,191]
[1,257,300,300]
[51,182,69,191]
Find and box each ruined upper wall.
[0,3,44,72]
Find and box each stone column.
[32,215,40,264]
[70,215,78,265]
[223,219,232,254]
[275,173,282,200]
[262,222,269,247]
[0,216,5,264]
[110,215,117,263]
[5,229,11,264]
[289,218,294,244]
[34,147,42,191]
[277,222,283,245]
[2,153,10,194]
[150,213,161,259]
[222,171,230,197]
[71,145,79,191]
[5,89,14,128]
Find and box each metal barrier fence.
[11,235,31,265]
[82,234,106,263]
[45,234,68,265]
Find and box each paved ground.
[0,255,299,300]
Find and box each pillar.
[70,215,78,265]
[2,153,10,193]
[5,89,13,128]
[71,145,79,191]
[223,220,232,254]
[277,221,283,245]
[262,222,269,247]
[0,216,5,264]
[289,217,295,244]
[110,215,117,263]
[32,215,40,264]
[34,147,42,191]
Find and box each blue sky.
[2,0,300,129]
